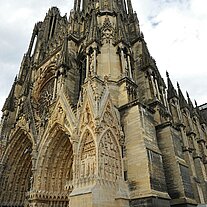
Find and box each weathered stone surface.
[0,0,207,206]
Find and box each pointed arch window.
[48,15,57,39]
[31,35,37,56]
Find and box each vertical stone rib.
[74,0,78,11]
[77,0,81,12]
[127,0,133,14]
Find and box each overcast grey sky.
[0,0,206,117]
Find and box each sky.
[0,0,206,117]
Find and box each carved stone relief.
[89,52,95,77]
[99,130,121,180]
[101,17,114,44]
[100,103,120,137]
[80,130,96,178]
[80,104,94,131]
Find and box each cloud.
[0,0,73,117]
[132,0,207,105]
[0,0,206,118]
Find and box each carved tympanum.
[80,130,96,178]
[99,130,121,180]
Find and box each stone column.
[120,47,125,75]
[86,51,90,79]
[161,86,168,109]
[180,125,189,149]
[176,102,182,121]
[127,55,133,80]
[74,0,78,11]
[78,0,81,11]
[52,72,58,100]
[57,67,65,93]
[93,47,97,75]
[154,77,161,100]
[149,70,156,98]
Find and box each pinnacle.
[177,82,180,90]
[177,83,188,109]
[166,72,178,99]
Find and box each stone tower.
[0,0,207,206]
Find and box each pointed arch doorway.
[0,129,33,206]
[29,125,73,206]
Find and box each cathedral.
[0,0,207,206]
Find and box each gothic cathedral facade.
[0,0,207,207]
